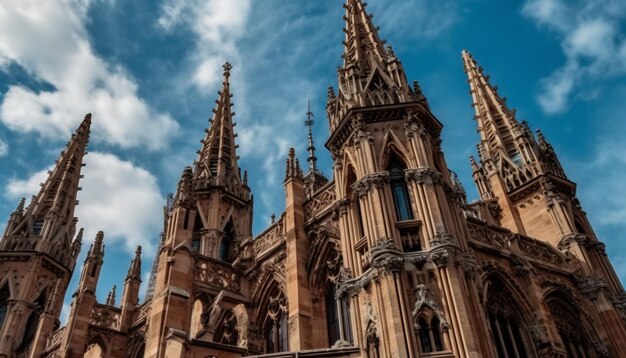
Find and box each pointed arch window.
[0,284,10,330]
[486,278,532,358]
[415,312,444,353]
[547,294,594,358]
[18,292,46,352]
[326,285,340,345]
[220,221,235,263]
[265,291,288,353]
[388,157,413,222]
[325,283,353,347]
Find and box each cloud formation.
[6,152,164,253]
[0,139,7,157]
[522,0,626,113]
[158,0,252,90]
[0,0,179,150]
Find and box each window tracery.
[485,278,532,358]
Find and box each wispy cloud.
[0,138,7,157]
[157,0,251,90]
[6,152,164,253]
[0,0,179,150]
[371,0,460,40]
[522,0,626,114]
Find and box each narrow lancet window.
[389,156,413,221]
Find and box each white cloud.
[0,139,7,157]
[158,0,251,90]
[6,152,164,254]
[0,0,179,150]
[522,0,626,113]
[371,0,459,40]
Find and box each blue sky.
[1,0,626,321]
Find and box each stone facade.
[1,1,625,357]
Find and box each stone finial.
[106,285,116,306]
[127,245,142,282]
[284,148,303,183]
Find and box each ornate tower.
[61,231,105,357]
[144,63,254,358]
[325,1,489,356]
[0,115,89,358]
[464,50,626,353]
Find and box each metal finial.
[305,97,318,172]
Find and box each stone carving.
[195,257,241,291]
[45,327,65,349]
[509,253,534,277]
[405,168,443,185]
[304,184,337,219]
[557,233,588,251]
[351,172,390,197]
[253,218,285,256]
[405,252,428,270]
[412,284,448,329]
[467,222,509,249]
[203,291,224,334]
[90,305,120,330]
[576,276,608,301]
[430,250,450,268]
[518,238,564,267]
[458,251,481,279]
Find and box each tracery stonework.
[0,1,625,357]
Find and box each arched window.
[388,156,413,222]
[18,292,46,352]
[417,317,431,353]
[431,316,443,351]
[265,292,288,353]
[485,278,531,358]
[220,221,235,263]
[415,312,444,353]
[547,294,594,357]
[325,283,353,347]
[340,296,353,344]
[326,285,340,346]
[346,166,364,239]
[0,284,10,330]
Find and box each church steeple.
[328,0,416,129]
[462,50,524,163]
[0,114,90,269]
[195,62,242,187]
[462,50,568,201]
[305,98,317,173]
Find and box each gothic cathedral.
[1,1,625,357]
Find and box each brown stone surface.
[0,1,625,357]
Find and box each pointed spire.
[106,285,116,306]
[45,279,63,314]
[462,50,522,160]
[88,231,105,261]
[341,0,388,73]
[329,0,413,128]
[1,114,90,261]
[127,246,142,282]
[284,148,303,183]
[13,197,25,216]
[195,62,241,185]
[305,98,318,173]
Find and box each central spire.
[1,114,90,268]
[305,98,317,173]
[327,0,416,129]
[195,62,241,186]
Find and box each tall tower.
[464,50,626,352]
[0,115,90,357]
[325,1,489,356]
[144,63,254,358]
